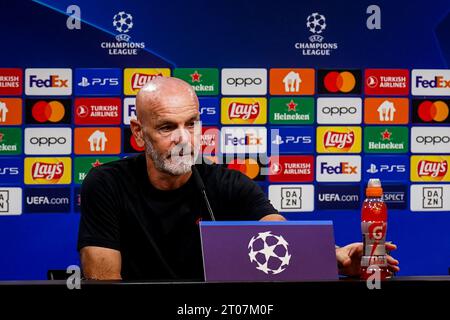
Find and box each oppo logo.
[226,77,262,87]
[322,106,357,116]
[30,136,67,146]
[416,135,450,145]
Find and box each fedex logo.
[221,127,267,154]
[412,70,450,96]
[25,69,72,95]
[415,76,450,89]
[123,97,137,125]
[29,75,68,88]
[320,162,357,174]
[224,133,263,146]
[316,156,361,182]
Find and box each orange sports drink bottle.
[360,178,390,280]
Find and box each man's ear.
[130,119,145,148]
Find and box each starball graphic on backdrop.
[1,65,450,215]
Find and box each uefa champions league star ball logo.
[306,12,326,34]
[113,11,134,34]
[248,231,291,275]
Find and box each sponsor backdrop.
[0,0,449,279]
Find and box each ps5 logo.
[366,164,406,174]
[200,107,216,115]
[78,77,119,87]
[0,167,19,175]
[272,135,312,145]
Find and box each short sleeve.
[77,167,121,251]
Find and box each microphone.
[191,165,216,221]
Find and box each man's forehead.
[151,106,199,122]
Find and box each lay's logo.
[221,98,267,124]
[317,127,361,153]
[131,73,162,90]
[229,102,259,120]
[418,160,447,179]
[123,68,171,95]
[25,157,72,184]
[324,131,354,149]
[411,156,450,182]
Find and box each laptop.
[200,221,338,282]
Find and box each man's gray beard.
[144,137,195,176]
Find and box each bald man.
[78,77,399,280]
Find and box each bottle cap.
[366,178,383,197]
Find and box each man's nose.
[172,127,190,144]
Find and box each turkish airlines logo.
[268,155,314,182]
[364,69,409,95]
[74,98,121,125]
[0,68,22,95]
[323,131,355,150]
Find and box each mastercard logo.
[417,100,449,122]
[31,101,66,123]
[227,158,260,180]
[323,71,356,93]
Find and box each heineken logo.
[364,127,408,153]
[173,68,218,95]
[269,97,314,124]
[0,128,21,155]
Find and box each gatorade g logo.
[319,70,361,94]
[418,160,448,179]
[417,100,449,122]
[32,101,66,123]
[324,131,355,150]
[368,222,386,241]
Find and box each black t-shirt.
[77,153,278,281]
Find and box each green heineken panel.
[269,97,314,124]
[364,126,408,153]
[173,68,219,96]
